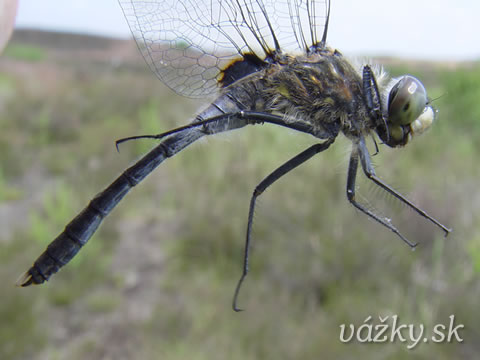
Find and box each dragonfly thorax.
[256,50,371,140]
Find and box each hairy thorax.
[232,48,373,140]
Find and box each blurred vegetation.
[2,44,46,62]
[0,32,479,359]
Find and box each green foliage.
[29,183,76,247]
[3,44,46,62]
[468,232,480,274]
[29,109,53,146]
[0,167,22,202]
[0,233,47,359]
[440,65,480,134]
[0,291,46,359]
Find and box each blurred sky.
[14,0,480,60]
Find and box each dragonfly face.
[18,1,451,309]
[378,75,435,147]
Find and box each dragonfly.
[18,0,451,310]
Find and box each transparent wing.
[119,0,329,98]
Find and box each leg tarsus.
[347,146,417,248]
[232,138,335,311]
[356,137,451,235]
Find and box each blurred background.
[1,1,479,359]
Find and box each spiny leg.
[363,65,388,136]
[357,137,451,235]
[233,138,335,312]
[115,111,316,150]
[346,146,417,248]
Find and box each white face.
[385,75,435,145]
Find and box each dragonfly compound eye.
[387,75,428,127]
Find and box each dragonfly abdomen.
[18,89,255,286]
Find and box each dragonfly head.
[378,75,435,147]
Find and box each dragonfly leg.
[356,137,451,235]
[116,111,317,149]
[346,145,417,248]
[233,137,335,312]
[363,65,388,137]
